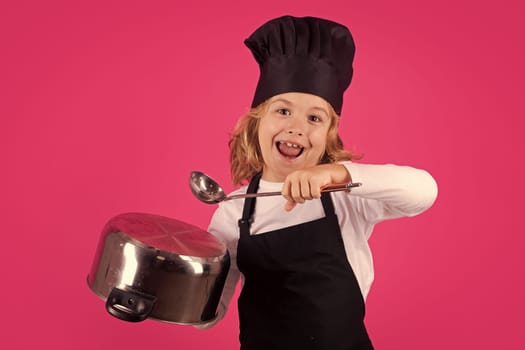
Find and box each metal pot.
[87,212,230,324]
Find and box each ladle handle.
[225,182,362,201]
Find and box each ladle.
[190,171,362,204]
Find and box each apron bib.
[237,174,374,350]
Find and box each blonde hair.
[229,99,356,185]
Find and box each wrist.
[325,163,351,184]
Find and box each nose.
[287,129,303,136]
[285,117,305,136]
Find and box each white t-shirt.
[203,161,438,328]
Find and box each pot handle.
[105,287,156,322]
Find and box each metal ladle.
[189,171,362,204]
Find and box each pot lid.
[102,212,227,257]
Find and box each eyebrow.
[270,98,292,106]
[309,106,329,115]
[270,98,329,115]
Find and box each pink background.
[2,0,523,349]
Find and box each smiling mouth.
[276,141,304,158]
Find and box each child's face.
[258,92,332,182]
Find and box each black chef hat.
[244,15,355,115]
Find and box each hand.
[282,164,351,211]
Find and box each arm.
[194,205,242,329]
[342,161,438,221]
[282,161,438,218]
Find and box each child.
[204,15,438,350]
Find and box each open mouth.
[276,141,304,158]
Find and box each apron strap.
[320,190,336,216]
[238,173,262,237]
[238,174,337,235]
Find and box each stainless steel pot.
[87,212,230,324]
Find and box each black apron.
[237,174,374,350]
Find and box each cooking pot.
[87,212,230,324]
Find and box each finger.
[290,180,305,203]
[300,177,314,200]
[310,176,324,199]
[311,183,322,199]
[281,180,291,201]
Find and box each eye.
[308,115,322,123]
[276,108,291,116]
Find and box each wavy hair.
[229,99,357,185]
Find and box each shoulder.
[207,186,247,243]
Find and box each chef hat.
[244,15,355,115]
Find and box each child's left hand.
[282,163,351,211]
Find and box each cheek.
[257,124,274,151]
[311,130,329,149]
[258,119,280,142]
[309,132,330,161]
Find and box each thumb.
[284,200,297,212]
